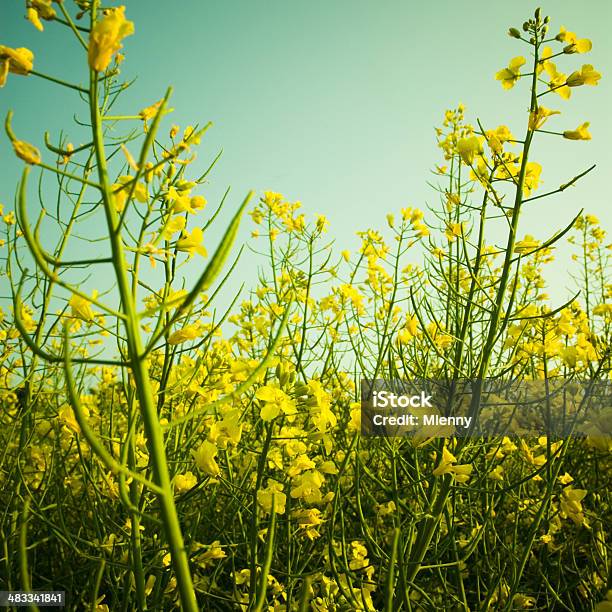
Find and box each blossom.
[486,125,514,154]
[69,293,96,322]
[168,324,202,345]
[544,61,571,100]
[567,64,601,87]
[563,122,592,140]
[522,161,542,197]
[560,486,588,526]
[112,176,148,212]
[139,99,162,128]
[166,187,206,214]
[192,441,220,477]
[456,136,483,165]
[26,9,44,32]
[0,46,34,87]
[290,470,325,502]
[316,214,329,233]
[432,446,473,483]
[557,26,592,54]
[292,508,324,540]
[445,222,464,242]
[173,471,197,493]
[26,1,56,31]
[528,106,560,131]
[12,140,41,165]
[194,541,226,569]
[88,6,134,72]
[514,235,540,254]
[161,215,186,240]
[257,482,286,514]
[256,385,296,421]
[176,227,207,257]
[495,56,526,89]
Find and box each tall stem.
[86,3,197,609]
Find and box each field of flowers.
[0,3,610,611]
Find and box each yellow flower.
[560,486,588,526]
[537,46,553,76]
[514,235,540,254]
[139,99,162,124]
[192,441,220,477]
[489,465,504,481]
[167,187,207,214]
[557,472,574,485]
[257,482,287,514]
[69,292,98,322]
[26,8,44,31]
[593,303,612,317]
[167,324,202,345]
[567,64,601,87]
[563,122,591,140]
[194,541,226,569]
[432,445,473,483]
[256,385,296,421]
[58,404,88,435]
[495,56,526,89]
[112,176,148,212]
[0,46,34,87]
[173,471,197,493]
[26,0,56,31]
[522,161,542,197]
[456,136,483,165]
[290,470,325,502]
[485,125,514,154]
[176,227,207,257]
[557,26,592,54]
[12,140,41,165]
[544,62,571,99]
[161,215,186,240]
[209,410,243,448]
[445,222,464,242]
[88,6,134,72]
[528,106,560,131]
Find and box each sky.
[0,0,610,305]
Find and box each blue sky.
[1,0,610,304]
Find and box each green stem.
[87,3,197,608]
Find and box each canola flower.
[88,5,134,71]
[563,122,592,140]
[0,45,34,87]
[495,56,526,89]
[0,5,609,611]
[26,0,56,31]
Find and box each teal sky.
[1,1,610,304]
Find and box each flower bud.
[535,7,541,20]
[508,27,521,39]
[523,22,530,32]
